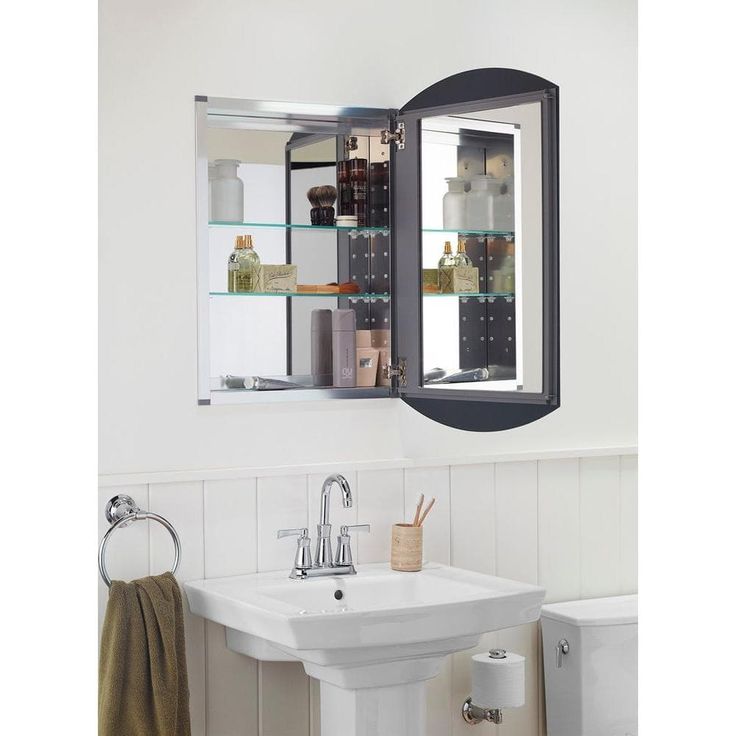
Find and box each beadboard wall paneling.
[97,453,637,736]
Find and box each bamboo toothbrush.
[412,493,425,527]
[417,497,436,527]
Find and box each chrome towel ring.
[98,494,181,587]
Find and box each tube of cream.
[224,375,303,390]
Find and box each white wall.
[99,452,637,736]
[99,0,637,476]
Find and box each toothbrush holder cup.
[391,523,423,572]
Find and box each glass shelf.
[423,292,515,300]
[422,227,515,238]
[210,291,390,301]
[209,221,390,237]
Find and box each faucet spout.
[319,473,353,525]
[316,474,353,567]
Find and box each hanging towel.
[99,572,191,736]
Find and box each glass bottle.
[442,177,466,230]
[454,239,473,267]
[211,159,244,222]
[227,235,245,293]
[235,234,260,292]
[438,241,456,268]
[465,174,502,231]
[494,177,515,232]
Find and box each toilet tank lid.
[541,594,637,626]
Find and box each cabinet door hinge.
[380,122,405,150]
[382,358,407,388]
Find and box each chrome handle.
[277,527,312,571]
[555,639,570,668]
[339,524,371,535]
[335,525,370,567]
[277,527,308,539]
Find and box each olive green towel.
[99,572,191,736]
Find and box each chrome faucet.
[316,473,353,567]
[277,473,370,580]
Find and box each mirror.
[419,102,543,394]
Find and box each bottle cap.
[444,241,452,253]
[311,309,332,332]
[332,309,356,332]
[235,235,244,248]
[458,240,467,252]
[243,234,253,248]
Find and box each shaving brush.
[307,186,321,225]
[317,184,337,226]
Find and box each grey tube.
[224,375,303,390]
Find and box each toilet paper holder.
[461,697,503,725]
[461,649,507,725]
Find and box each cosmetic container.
[311,309,333,387]
[356,330,379,387]
[332,309,357,388]
[211,159,244,222]
[442,177,467,230]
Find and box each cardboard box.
[422,269,439,289]
[259,264,297,293]
[439,266,479,293]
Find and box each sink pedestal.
[303,655,446,736]
[319,680,426,736]
[185,563,546,736]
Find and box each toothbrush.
[418,497,436,527]
[412,493,425,527]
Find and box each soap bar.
[439,266,479,293]
[260,264,297,293]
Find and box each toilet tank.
[541,595,637,736]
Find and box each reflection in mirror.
[420,103,543,394]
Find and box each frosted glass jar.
[442,177,466,230]
[466,175,502,231]
[211,159,244,222]
[493,178,515,232]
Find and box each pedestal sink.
[185,563,544,736]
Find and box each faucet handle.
[277,527,312,571]
[335,524,371,567]
[277,527,309,539]
[340,524,371,535]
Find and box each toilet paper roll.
[471,650,525,708]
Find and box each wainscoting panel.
[98,452,637,736]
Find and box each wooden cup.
[390,523,423,572]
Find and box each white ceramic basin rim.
[185,562,544,655]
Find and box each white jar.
[466,175,502,231]
[211,159,244,222]
[493,178,515,232]
[442,177,466,230]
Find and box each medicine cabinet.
[195,68,559,431]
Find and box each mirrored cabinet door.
[393,69,559,430]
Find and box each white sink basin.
[185,563,544,736]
